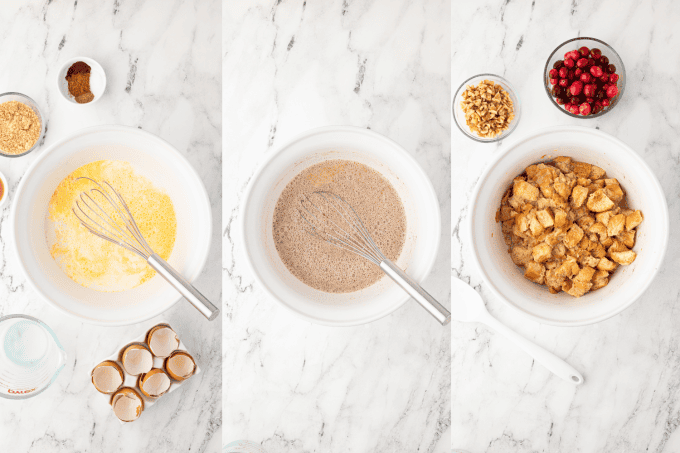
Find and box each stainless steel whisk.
[72,177,219,321]
[299,191,450,325]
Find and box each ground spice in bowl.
[65,61,94,104]
[0,101,42,155]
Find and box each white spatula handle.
[479,311,583,385]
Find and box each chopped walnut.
[496,156,644,297]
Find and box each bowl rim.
[0,92,45,158]
[240,125,442,326]
[452,73,522,143]
[10,124,213,326]
[56,56,107,105]
[543,37,626,119]
[468,125,669,326]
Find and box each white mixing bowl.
[469,126,669,326]
[241,126,441,326]
[11,126,212,326]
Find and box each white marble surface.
[451,0,680,452]
[223,0,450,452]
[0,1,221,452]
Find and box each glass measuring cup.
[0,314,67,399]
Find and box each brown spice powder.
[273,159,406,293]
[65,61,94,104]
[0,101,41,155]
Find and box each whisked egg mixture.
[47,160,176,292]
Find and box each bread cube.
[511,246,532,267]
[618,230,636,248]
[626,210,643,231]
[607,214,626,237]
[572,161,593,178]
[586,189,615,212]
[608,240,629,254]
[566,280,592,297]
[536,209,554,228]
[532,243,553,263]
[590,165,606,179]
[596,210,613,226]
[611,250,637,265]
[597,257,617,271]
[556,257,580,278]
[563,224,584,249]
[513,180,539,202]
[529,215,544,237]
[524,261,546,284]
[553,156,573,173]
[604,182,624,202]
[571,185,589,208]
[592,244,607,259]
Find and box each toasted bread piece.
[611,250,637,265]
[607,214,626,237]
[626,210,643,231]
[587,189,615,212]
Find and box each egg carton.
[90,320,200,424]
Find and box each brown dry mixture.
[460,80,514,138]
[0,101,41,155]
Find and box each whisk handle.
[147,254,220,321]
[380,260,451,326]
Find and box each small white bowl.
[469,126,669,326]
[0,169,9,210]
[241,126,441,326]
[56,57,106,105]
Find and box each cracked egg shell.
[91,360,124,394]
[146,324,180,358]
[119,343,153,376]
[110,387,144,422]
[137,368,171,398]
[164,350,196,382]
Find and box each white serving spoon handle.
[477,310,583,385]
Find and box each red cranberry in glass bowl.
[544,37,625,118]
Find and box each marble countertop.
[223,0,450,452]
[452,1,680,452]
[0,1,221,452]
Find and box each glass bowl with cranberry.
[544,37,625,118]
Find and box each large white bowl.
[241,126,441,326]
[469,126,669,326]
[11,126,212,326]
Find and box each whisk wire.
[298,191,386,266]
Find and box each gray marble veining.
[0,1,221,452]
[223,0,451,452]
[452,0,680,452]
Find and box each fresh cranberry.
[556,97,565,105]
[559,67,568,78]
[606,85,619,98]
[601,98,610,106]
[551,86,562,97]
[590,48,602,59]
[567,50,581,60]
[567,70,575,80]
[564,58,575,68]
[600,56,609,66]
[580,73,592,83]
[579,102,592,116]
[600,74,610,83]
[609,73,619,83]
[590,65,604,77]
[591,104,602,114]
[554,60,564,69]
[559,79,569,87]
[585,58,594,67]
[569,104,580,114]
[579,46,590,57]
[569,81,583,96]
[549,78,558,85]
[549,68,558,78]
[575,68,583,77]
[583,83,596,97]
[569,96,579,105]
[607,64,616,74]
[576,58,589,68]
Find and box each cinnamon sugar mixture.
[273,159,406,293]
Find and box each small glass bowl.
[0,92,45,157]
[452,74,521,143]
[544,37,626,118]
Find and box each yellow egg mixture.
[47,160,176,292]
